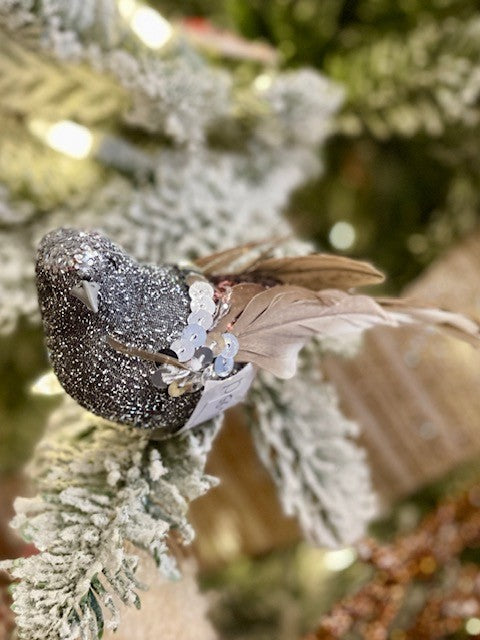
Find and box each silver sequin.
[170,338,195,362]
[190,296,216,315]
[187,309,214,330]
[221,333,239,358]
[189,280,215,298]
[214,355,234,377]
[181,323,207,347]
[194,346,214,366]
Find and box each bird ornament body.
[36,228,480,435]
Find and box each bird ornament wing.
[195,240,480,379]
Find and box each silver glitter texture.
[35,228,200,432]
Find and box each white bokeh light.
[323,547,357,571]
[329,221,356,251]
[130,5,173,49]
[118,0,136,18]
[466,618,480,635]
[30,371,64,396]
[46,121,94,159]
[254,73,273,91]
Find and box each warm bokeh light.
[30,119,94,159]
[130,5,173,49]
[323,547,357,571]
[254,73,273,92]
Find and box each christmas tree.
[1,2,480,640]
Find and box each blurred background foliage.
[160,0,480,291]
[0,326,57,472]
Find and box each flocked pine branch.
[329,16,480,139]
[0,398,220,640]
[0,0,342,148]
[0,29,126,126]
[0,141,317,332]
[248,354,377,548]
[20,0,228,143]
[36,146,317,263]
[0,189,38,334]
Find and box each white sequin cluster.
[150,273,239,397]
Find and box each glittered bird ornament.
[36,229,480,434]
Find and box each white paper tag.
[180,363,257,431]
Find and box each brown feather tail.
[228,288,480,379]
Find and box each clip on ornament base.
[149,363,256,439]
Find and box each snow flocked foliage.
[329,16,480,139]
[248,359,377,548]
[2,371,377,639]
[0,398,220,640]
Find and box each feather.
[375,297,480,346]
[195,238,288,275]
[214,283,265,333]
[232,287,394,378]
[246,254,385,290]
[196,239,385,291]
[230,288,480,379]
